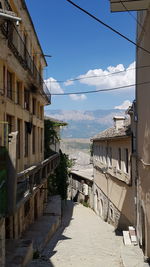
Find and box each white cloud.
[44,77,64,94]
[46,110,94,121]
[69,94,87,101]
[64,80,74,86]
[77,62,135,92]
[114,100,132,110]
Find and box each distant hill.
[45,109,125,138]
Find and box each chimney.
[113,116,125,131]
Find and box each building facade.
[0,1,59,266]
[92,117,135,229]
[110,0,150,259]
[136,6,150,259]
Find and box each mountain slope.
[45,109,125,138]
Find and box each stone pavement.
[29,201,149,267]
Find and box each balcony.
[110,0,150,12]
[0,21,51,103]
[16,153,59,204]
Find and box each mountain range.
[45,109,126,138]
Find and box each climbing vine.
[44,119,60,159]
[48,150,73,200]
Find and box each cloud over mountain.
[114,100,132,110]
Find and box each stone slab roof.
[92,119,131,141]
[70,168,93,182]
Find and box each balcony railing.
[1,21,51,103]
[16,153,59,203]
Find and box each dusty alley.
[29,201,131,267]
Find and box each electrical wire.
[50,80,150,95]
[1,80,150,97]
[66,0,150,55]
[44,64,150,84]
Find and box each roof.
[70,168,93,182]
[92,119,131,141]
[44,116,68,126]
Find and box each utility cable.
[51,80,150,95]
[1,80,150,96]
[45,64,150,84]
[66,0,150,55]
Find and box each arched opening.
[94,189,98,214]
[99,199,104,217]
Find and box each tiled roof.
[92,119,131,141]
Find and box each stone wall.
[0,218,5,267]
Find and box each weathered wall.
[94,169,135,229]
[0,218,5,267]
[136,9,150,258]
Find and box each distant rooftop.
[92,118,131,141]
[70,168,93,182]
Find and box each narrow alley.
[29,201,124,267]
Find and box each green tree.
[48,150,73,200]
[44,120,59,159]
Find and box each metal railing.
[16,153,59,203]
[1,21,51,103]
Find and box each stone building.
[92,116,135,229]
[0,1,59,265]
[69,168,93,208]
[110,0,150,260]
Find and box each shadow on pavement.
[42,199,76,259]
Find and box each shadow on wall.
[108,176,135,231]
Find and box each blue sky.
[26,0,136,111]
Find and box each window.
[24,122,29,157]
[40,106,43,120]
[124,148,129,173]
[32,125,36,154]
[41,128,43,153]
[118,148,121,170]
[3,66,6,94]
[17,119,21,159]
[24,89,30,110]
[108,147,112,167]
[6,114,13,134]
[7,70,13,99]
[101,146,103,162]
[16,82,21,105]
[23,33,27,61]
[110,147,112,166]
[32,98,36,115]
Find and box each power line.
[45,64,150,84]
[0,80,149,97]
[51,80,150,95]
[66,0,150,55]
